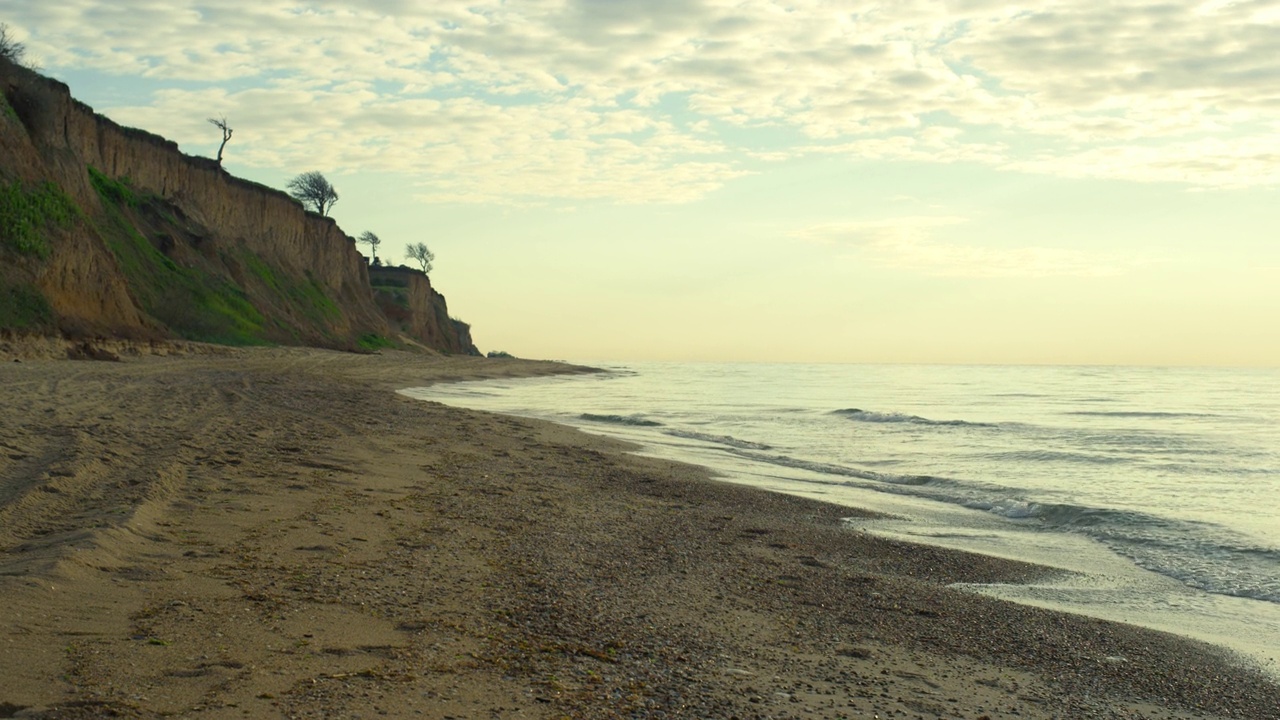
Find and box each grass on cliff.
[88,166,139,207]
[293,271,341,324]
[90,168,267,345]
[1,92,18,123]
[241,250,342,331]
[356,333,396,352]
[372,283,410,309]
[0,174,77,333]
[0,180,78,258]
[0,282,53,330]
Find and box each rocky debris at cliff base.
[0,335,236,362]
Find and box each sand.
[1,344,1277,719]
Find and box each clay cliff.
[0,58,479,355]
[369,266,476,356]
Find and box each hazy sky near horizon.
[6,1,1280,364]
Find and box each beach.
[1,346,1277,719]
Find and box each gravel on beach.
[1,345,1277,719]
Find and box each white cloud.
[1005,134,1280,188]
[107,86,745,204]
[8,0,1280,201]
[794,216,1144,278]
[793,216,971,247]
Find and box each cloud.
[794,216,1141,278]
[106,87,746,204]
[1004,135,1280,188]
[793,216,971,247]
[9,0,1280,202]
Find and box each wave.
[723,444,1280,604]
[725,448,942,487]
[578,413,663,427]
[833,408,995,428]
[983,449,1127,465]
[664,429,772,450]
[960,499,1280,603]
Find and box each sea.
[401,363,1280,675]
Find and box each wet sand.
[1,344,1277,719]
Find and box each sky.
[4,1,1280,365]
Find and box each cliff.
[0,58,478,355]
[370,266,478,356]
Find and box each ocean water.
[402,363,1280,674]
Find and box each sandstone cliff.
[0,58,478,355]
[370,266,478,356]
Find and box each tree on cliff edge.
[287,171,339,216]
[208,117,233,166]
[407,242,434,274]
[0,24,27,64]
[358,231,382,262]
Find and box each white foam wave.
[664,429,771,450]
[833,408,993,428]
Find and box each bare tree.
[286,171,339,216]
[0,23,26,64]
[207,116,233,165]
[406,242,434,274]
[358,231,382,262]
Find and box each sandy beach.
[1,345,1277,719]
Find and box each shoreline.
[410,363,1280,680]
[2,347,1278,718]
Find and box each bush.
[0,23,27,65]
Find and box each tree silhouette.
[286,171,339,216]
[407,242,434,274]
[358,231,382,262]
[208,117,233,166]
[0,24,25,64]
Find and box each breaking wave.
[579,413,663,427]
[664,429,772,450]
[833,408,995,428]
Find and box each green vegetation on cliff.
[239,249,345,339]
[0,178,75,334]
[0,180,78,258]
[0,283,53,330]
[1,58,480,353]
[1,92,18,123]
[86,167,356,347]
[356,333,396,352]
[372,276,410,310]
[91,168,267,345]
[88,166,139,208]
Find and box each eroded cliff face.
[370,267,479,356]
[1,59,476,354]
[1,71,147,337]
